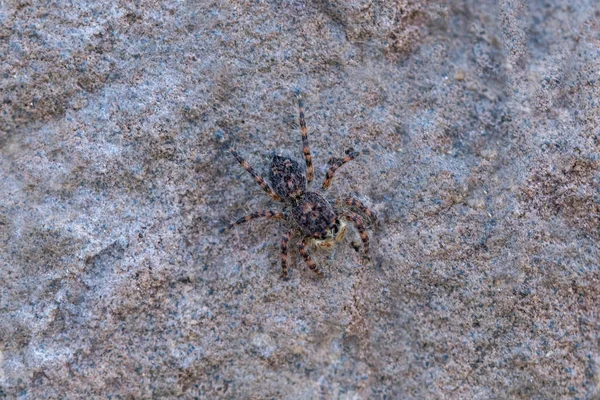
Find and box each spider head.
[269,155,306,199]
[312,219,345,250]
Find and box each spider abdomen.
[292,192,337,239]
[269,155,306,199]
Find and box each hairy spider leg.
[280,229,293,279]
[229,210,286,230]
[298,238,324,277]
[298,97,314,182]
[343,211,369,255]
[229,148,283,202]
[322,149,360,190]
[335,196,379,225]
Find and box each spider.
[227,95,378,279]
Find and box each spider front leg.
[229,210,286,230]
[322,149,360,190]
[343,211,369,256]
[280,229,294,280]
[229,147,283,202]
[298,237,324,278]
[297,96,314,182]
[335,196,379,226]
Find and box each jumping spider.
[228,95,378,279]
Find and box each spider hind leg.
[229,147,283,202]
[297,95,314,182]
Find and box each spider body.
[228,95,378,279]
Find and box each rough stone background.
[1,0,599,398]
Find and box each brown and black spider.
[227,95,378,279]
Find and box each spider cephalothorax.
[228,95,378,279]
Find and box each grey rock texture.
[1,0,599,398]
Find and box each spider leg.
[335,196,379,226]
[280,229,294,280]
[321,149,360,190]
[343,211,369,255]
[298,237,324,277]
[297,96,314,182]
[229,147,283,202]
[229,210,285,230]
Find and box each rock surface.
[1,0,599,398]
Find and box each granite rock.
[1,0,599,398]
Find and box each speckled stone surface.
[1,0,599,398]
